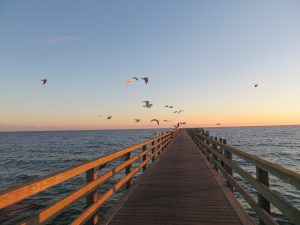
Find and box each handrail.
[188,129,300,225]
[0,130,178,225]
[200,133,300,190]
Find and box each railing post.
[219,138,225,168]
[157,135,161,156]
[223,139,233,192]
[125,152,132,190]
[142,144,147,172]
[151,141,155,162]
[86,168,99,225]
[256,167,271,225]
[212,137,218,172]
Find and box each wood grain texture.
[106,130,248,225]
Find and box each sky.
[0,0,300,131]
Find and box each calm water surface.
[0,126,299,224]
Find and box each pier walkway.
[104,130,252,225]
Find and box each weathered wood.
[124,152,132,190]
[0,132,173,209]
[193,133,300,225]
[212,137,219,171]
[256,167,271,225]
[107,130,250,225]
[199,134,300,190]
[223,139,233,192]
[151,141,155,163]
[208,154,278,225]
[142,145,147,172]
[86,168,99,225]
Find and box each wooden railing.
[0,130,178,225]
[188,128,300,225]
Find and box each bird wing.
[142,77,149,84]
[125,78,133,87]
[132,77,139,80]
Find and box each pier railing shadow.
[188,128,300,225]
[0,130,178,225]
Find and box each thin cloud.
[38,36,81,44]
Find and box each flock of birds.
[40,78,260,128]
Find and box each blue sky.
[1,1,300,131]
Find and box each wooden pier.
[104,129,252,225]
[1,128,300,225]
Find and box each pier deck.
[105,130,252,225]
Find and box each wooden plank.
[106,130,251,225]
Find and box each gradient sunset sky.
[1,1,300,131]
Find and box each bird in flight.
[142,77,149,85]
[174,123,180,129]
[41,79,47,85]
[134,119,141,123]
[254,84,258,87]
[216,123,221,126]
[165,105,169,108]
[163,120,170,122]
[169,106,174,108]
[180,122,186,125]
[151,119,159,125]
[107,116,112,119]
[143,101,153,108]
[125,76,139,87]
[178,110,184,114]
[174,111,178,113]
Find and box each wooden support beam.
[256,167,271,225]
[86,168,99,225]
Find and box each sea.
[0,126,299,225]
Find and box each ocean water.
[0,126,299,224]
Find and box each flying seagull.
[174,111,177,113]
[41,79,47,85]
[169,106,174,108]
[216,123,221,126]
[142,77,149,85]
[163,120,170,122]
[151,119,159,125]
[143,101,153,108]
[178,110,184,114]
[134,119,141,123]
[254,84,258,87]
[125,76,139,87]
[174,123,180,129]
[107,116,112,119]
[165,105,169,108]
[180,122,186,125]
